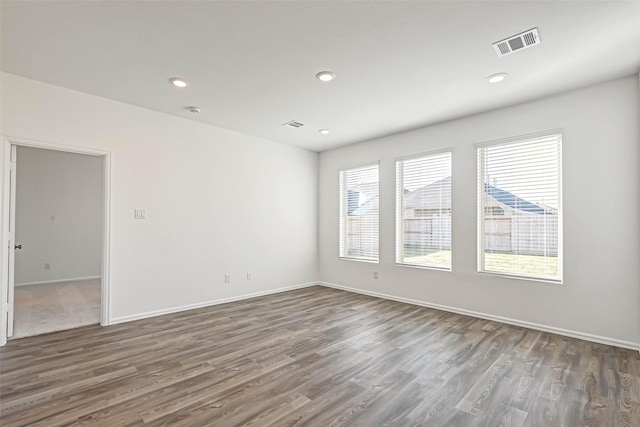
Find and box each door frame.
[1,136,112,345]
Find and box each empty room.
[1,1,639,426]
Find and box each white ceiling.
[2,1,640,152]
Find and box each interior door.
[6,145,16,338]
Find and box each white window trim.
[476,130,563,283]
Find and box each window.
[477,132,562,281]
[396,150,452,269]
[339,163,379,261]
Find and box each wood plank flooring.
[1,285,639,426]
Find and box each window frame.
[339,161,380,263]
[476,130,563,283]
[395,148,453,271]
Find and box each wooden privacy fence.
[484,216,558,256]
[345,214,379,259]
[402,217,452,250]
[347,215,558,256]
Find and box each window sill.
[478,270,562,284]
[339,257,379,264]
[395,263,451,272]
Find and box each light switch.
[134,209,147,219]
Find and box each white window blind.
[477,132,562,281]
[396,151,452,269]
[339,164,379,261]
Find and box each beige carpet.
[12,279,100,339]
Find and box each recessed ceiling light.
[487,73,508,83]
[169,77,189,88]
[319,129,330,135]
[315,71,335,82]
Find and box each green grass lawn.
[484,252,558,277]
[403,249,558,277]
[403,250,451,269]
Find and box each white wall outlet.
[134,209,146,219]
[247,272,252,280]
[44,263,51,270]
[373,270,379,279]
[225,274,231,284]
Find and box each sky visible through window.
[402,152,451,192]
[482,138,560,209]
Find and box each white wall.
[2,71,638,349]
[15,146,103,284]
[1,72,318,322]
[319,75,640,348]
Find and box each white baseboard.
[109,281,319,325]
[16,276,102,286]
[319,281,640,352]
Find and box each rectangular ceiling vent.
[282,120,305,128]
[493,28,540,57]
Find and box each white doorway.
[1,138,111,344]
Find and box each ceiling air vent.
[282,120,305,128]
[493,28,540,57]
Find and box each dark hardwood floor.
[1,286,638,426]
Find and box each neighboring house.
[401,176,556,218]
[350,176,554,218]
[402,176,452,218]
[350,193,379,216]
[348,176,558,256]
[483,182,557,216]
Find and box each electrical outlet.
[44,263,51,270]
[373,270,379,279]
[225,274,231,284]
[247,272,252,280]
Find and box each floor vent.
[282,120,305,128]
[493,28,540,57]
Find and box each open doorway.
[1,139,111,343]
[13,146,103,337]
